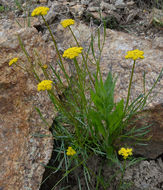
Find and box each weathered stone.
[115,0,125,9]
[100,1,116,11]
[125,9,140,23]
[39,0,47,3]
[126,0,135,7]
[152,8,163,27]
[0,19,55,190]
[56,22,163,158]
[70,4,85,18]
[44,2,57,24]
[124,160,163,190]
[134,104,163,159]
[81,0,91,6]
[152,36,163,50]
[87,6,100,12]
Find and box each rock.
[70,4,85,18]
[44,2,57,24]
[56,22,163,159]
[81,0,91,6]
[39,0,47,3]
[0,19,55,190]
[153,36,163,50]
[87,6,99,12]
[124,160,163,190]
[125,9,140,23]
[128,104,163,159]
[126,0,135,7]
[115,0,125,9]
[152,8,163,27]
[100,1,116,11]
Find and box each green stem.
[124,60,136,113]
[68,26,94,86]
[118,159,126,190]
[34,49,50,80]
[42,15,70,85]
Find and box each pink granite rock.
[0,19,55,190]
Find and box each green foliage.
[14,0,23,11]
[17,12,163,189]
[0,6,5,12]
[14,0,32,27]
[88,73,124,156]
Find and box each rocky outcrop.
[0,19,55,190]
[0,1,162,189]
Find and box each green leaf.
[88,109,106,138]
[107,99,124,134]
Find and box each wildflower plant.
[66,146,76,156]
[118,147,133,160]
[31,6,49,17]
[63,47,83,59]
[15,6,163,189]
[37,80,53,91]
[61,19,75,28]
[9,57,18,66]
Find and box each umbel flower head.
[63,47,83,59]
[31,7,49,17]
[42,64,48,69]
[9,57,18,66]
[61,19,75,28]
[37,80,53,91]
[125,49,144,61]
[66,146,76,156]
[118,147,133,159]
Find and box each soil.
[1,0,162,189]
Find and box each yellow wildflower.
[66,146,76,156]
[118,147,133,159]
[9,57,18,66]
[31,7,49,17]
[61,19,75,28]
[125,49,144,61]
[42,64,48,69]
[37,80,53,91]
[63,47,83,59]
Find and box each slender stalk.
[42,15,70,85]
[118,159,126,190]
[17,34,41,81]
[34,49,50,79]
[17,34,31,63]
[68,26,94,85]
[124,60,136,113]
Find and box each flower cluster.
[31,7,49,17]
[63,47,83,59]
[37,80,53,91]
[9,57,18,66]
[42,64,48,69]
[66,146,76,156]
[118,147,133,159]
[125,49,144,61]
[61,19,75,28]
